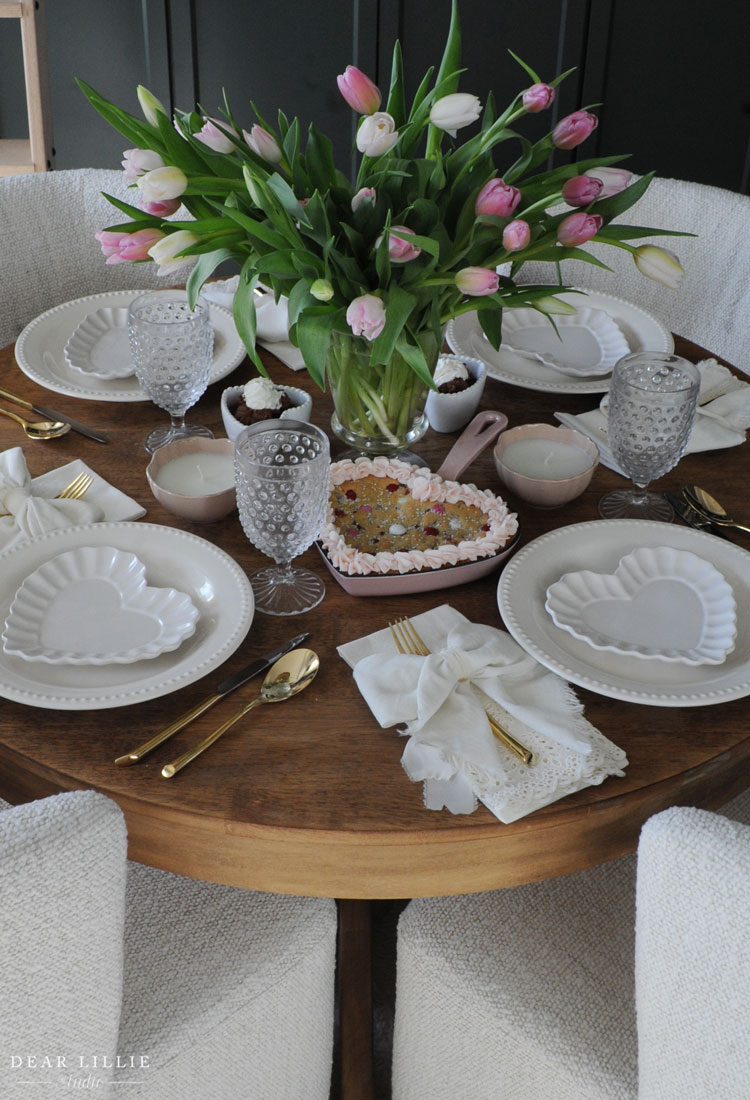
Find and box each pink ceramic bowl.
[493,423,599,508]
[146,437,237,522]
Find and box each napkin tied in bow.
[346,608,627,822]
[0,447,103,550]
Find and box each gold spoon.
[683,486,750,535]
[161,648,320,778]
[0,405,71,440]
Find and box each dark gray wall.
[2,0,749,193]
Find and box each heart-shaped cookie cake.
[318,456,518,576]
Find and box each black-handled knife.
[114,631,311,766]
[0,385,109,444]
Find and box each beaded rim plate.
[15,291,246,402]
[498,520,750,706]
[0,523,254,709]
[447,288,674,394]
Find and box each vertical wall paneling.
[166,0,199,111]
[0,1,746,192]
[139,0,171,113]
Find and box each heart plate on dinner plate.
[544,545,737,665]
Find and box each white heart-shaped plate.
[497,306,631,376]
[544,545,737,665]
[64,307,134,379]
[2,545,199,664]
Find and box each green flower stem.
[326,329,437,450]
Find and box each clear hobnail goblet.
[234,420,331,615]
[599,351,701,521]
[127,289,214,453]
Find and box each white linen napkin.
[339,604,628,823]
[0,449,146,552]
[555,359,750,476]
[201,278,306,371]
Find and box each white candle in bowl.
[500,437,594,480]
[155,452,235,496]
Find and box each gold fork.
[389,616,535,767]
[57,470,94,500]
[0,470,94,517]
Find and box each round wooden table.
[1,332,748,1098]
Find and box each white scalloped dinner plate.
[0,523,254,709]
[15,291,247,402]
[447,289,674,394]
[3,546,200,665]
[498,520,750,706]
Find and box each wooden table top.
[0,331,748,899]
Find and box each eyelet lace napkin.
[555,358,750,475]
[0,448,145,552]
[338,604,628,823]
[201,278,305,371]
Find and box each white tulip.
[356,112,399,156]
[137,165,188,203]
[147,230,199,276]
[633,245,684,289]
[429,93,482,136]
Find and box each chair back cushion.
[636,804,750,1099]
[0,790,127,1096]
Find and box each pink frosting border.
[319,456,518,576]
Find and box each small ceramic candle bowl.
[146,437,237,522]
[493,423,599,508]
[426,355,487,433]
[220,383,313,442]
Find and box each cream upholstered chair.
[512,176,750,371]
[0,791,337,1099]
[635,803,750,1099]
[0,168,181,349]
[392,788,750,1100]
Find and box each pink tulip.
[95,227,165,265]
[351,186,376,212]
[337,66,382,115]
[552,110,599,150]
[522,83,556,113]
[376,226,421,263]
[194,117,236,153]
[121,148,164,183]
[475,178,522,218]
[455,266,500,297]
[562,175,604,207]
[502,219,531,252]
[588,166,633,198]
[346,294,386,340]
[243,125,283,164]
[557,211,603,247]
[139,197,181,217]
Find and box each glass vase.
[326,328,440,456]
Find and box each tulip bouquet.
[79,0,685,451]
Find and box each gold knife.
[115,632,310,765]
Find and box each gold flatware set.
[115,634,316,776]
